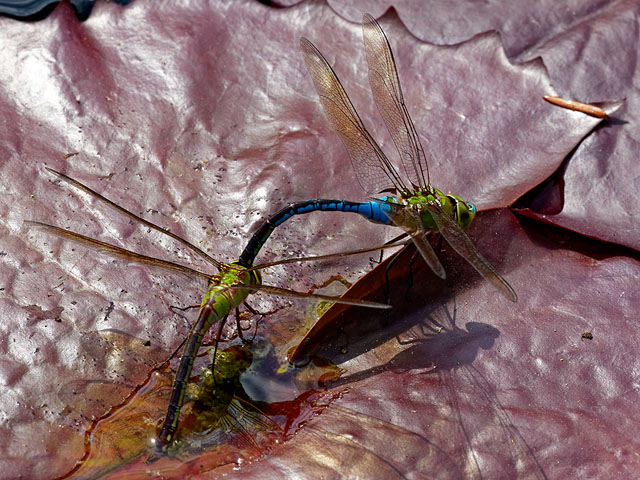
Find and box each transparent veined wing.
[427,203,518,302]
[300,37,408,195]
[362,13,431,191]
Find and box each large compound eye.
[455,199,476,229]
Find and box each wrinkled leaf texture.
[0,0,637,478]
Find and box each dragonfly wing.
[372,199,446,279]
[26,221,212,281]
[231,396,282,433]
[224,397,282,448]
[250,240,407,271]
[407,229,446,280]
[45,168,225,271]
[230,283,391,309]
[426,204,518,302]
[300,37,408,194]
[362,14,431,190]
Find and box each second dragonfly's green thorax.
[200,262,262,309]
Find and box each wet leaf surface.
[62,342,337,479]
[0,1,637,479]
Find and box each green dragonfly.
[27,168,403,457]
[289,14,517,302]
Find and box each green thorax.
[199,261,261,311]
[401,187,476,231]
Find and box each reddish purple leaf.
[514,1,639,251]
[0,1,634,478]
[236,209,640,479]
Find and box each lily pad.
[0,1,636,479]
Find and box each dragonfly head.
[447,194,476,229]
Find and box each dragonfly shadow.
[294,246,547,479]
[331,303,499,388]
[289,208,521,366]
[329,303,547,480]
[294,236,510,366]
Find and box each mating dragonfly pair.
[28,14,516,458]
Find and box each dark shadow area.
[514,211,640,262]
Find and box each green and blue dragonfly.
[27,168,402,457]
[240,14,516,302]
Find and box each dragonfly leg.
[243,301,283,317]
[243,301,269,317]
[383,231,419,298]
[168,304,201,345]
[370,249,384,265]
[435,232,444,254]
[382,244,419,309]
[236,308,264,345]
[371,232,409,264]
[234,307,252,344]
[162,336,190,370]
[161,304,203,368]
[405,249,420,297]
[405,232,440,298]
[169,303,200,318]
[384,249,405,304]
[237,303,281,343]
[249,315,263,343]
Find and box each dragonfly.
[27,168,403,458]
[240,14,516,302]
